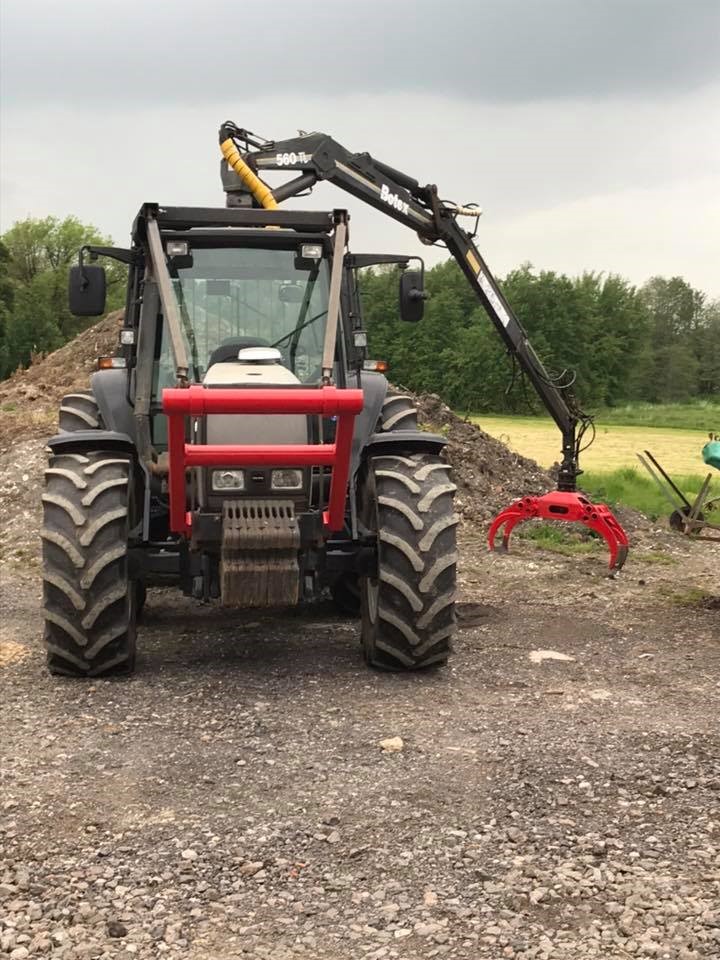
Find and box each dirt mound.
[0,314,554,516]
[0,316,644,564]
[0,311,122,446]
[415,392,553,521]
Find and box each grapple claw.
[488,491,629,571]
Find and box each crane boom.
[219,123,586,490]
[217,122,629,571]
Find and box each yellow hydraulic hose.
[220,137,278,209]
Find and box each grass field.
[594,400,720,431]
[473,413,713,474]
[581,467,719,520]
[472,405,719,518]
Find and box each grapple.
[488,490,629,572]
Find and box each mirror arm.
[85,245,136,266]
[79,245,136,271]
[407,255,427,298]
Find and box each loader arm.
[219,123,628,570]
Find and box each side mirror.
[69,265,107,317]
[399,270,426,323]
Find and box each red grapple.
[488,491,629,571]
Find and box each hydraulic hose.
[219,135,278,209]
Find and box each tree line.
[0,217,125,380]
[1,215,718,411]
[359,260,719,411]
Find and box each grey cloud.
[1,0,719,107]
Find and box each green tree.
[638,277,705,402]
[695,298,720,397]
[577,272,650,406]
[1,216,125,375]
[360,257,714,413]
[0,241,14,378]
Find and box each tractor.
[42,119,629,677]
[42,203,457,676]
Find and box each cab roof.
[132,203,342,244]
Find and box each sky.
[1,0,719,294]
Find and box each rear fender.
[90,369,136,442]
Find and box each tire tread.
[58,391,102,433]
[361,451,457,670]
[41,450,136,677]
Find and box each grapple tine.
[488,503,527,552]
[488,491,630,571]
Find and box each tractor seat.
[208,337,271,367]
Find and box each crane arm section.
[219,123,588,491]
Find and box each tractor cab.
[147,227,340,451]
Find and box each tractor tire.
[330,394,421,619]
[330,394,420,617]
[59,390,103,432]
[360,451,458,670]
[41,451,137,677]
[379,392,419,432]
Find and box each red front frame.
[162,385,364,536]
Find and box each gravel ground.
[2,532,718,960]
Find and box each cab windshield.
[154,245,330,392]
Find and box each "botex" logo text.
[380,184,409,215]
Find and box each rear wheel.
[59,391,102,432]
[379,393,418,433]
[360,452,458,670]
[41,451,137,677]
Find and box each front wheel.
[41,451,137,677]
[360,452,458,670]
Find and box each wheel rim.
[360,468,380,651]
[366,575,379,625]
[366,483,380,626]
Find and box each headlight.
[271,469,303,491]
[212,469,245,491]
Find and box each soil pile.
[0,313,553,515]
[416,392,552,522]
[0,310,122,445]
[0,316,643,557]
